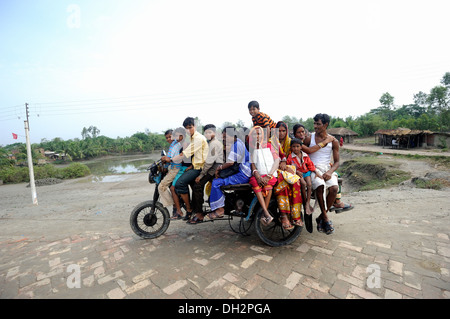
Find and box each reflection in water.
[79,154,160,183]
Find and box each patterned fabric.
[249,175,277,196]
[252,111,277,129]
[279,165,300,184]
[275,176,302,222]
[271,135,291,161]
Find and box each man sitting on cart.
[188,126,251,224]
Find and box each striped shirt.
[252,111,277,129]
[167,140,183,169]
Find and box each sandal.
[260,215,273,226]
[292,219,303,227]
[183,211,193,221]
[187,216,204,225]
[170,213,183,220]
[280,215,294,230]
[203,211,224,221]
[316,217,324,233]
[330,203,354,213]
[305,213,313,233]
[323,220,334,235]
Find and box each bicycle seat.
[221,183,253,192]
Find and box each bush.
[0,163,91,184]
[58,163,91,179]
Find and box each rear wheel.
[130,200,170,239]
[255,198,302,247]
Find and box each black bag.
[219,162,240,178]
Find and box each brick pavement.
[1,217,449,299]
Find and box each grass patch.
[412,177,450,190]
[353,137,376,145]
[391,153,450,170]
[0,163,91,184]
[340,156,411,191]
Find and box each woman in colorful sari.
[274,136,303,230]
[248,126,280,226]
[272,121,292,170]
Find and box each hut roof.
[327,127,358,136]
[374,128,433,136]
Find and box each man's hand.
[323,171,332,181]
[161,156,171,163]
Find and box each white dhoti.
[311,164,339,211]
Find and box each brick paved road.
[1,174,449,299]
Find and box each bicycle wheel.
[130,200,170,239]
[255,198,302,247]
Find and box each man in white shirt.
[303,113,339,235]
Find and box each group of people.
[156,101,353,235]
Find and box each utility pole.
[24,103,38,205]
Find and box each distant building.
[427,132,450,148]
[327,127,358,144]
[374,128,434,148]
[44,151,67,161]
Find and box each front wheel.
[130,200,170,239]
[255,198,302,247]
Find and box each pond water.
[79,153,161,182]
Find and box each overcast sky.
[1,0,449,146]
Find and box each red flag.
[12,133,18,139]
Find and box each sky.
[1,0,450,146]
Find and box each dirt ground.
[0,144,449,242]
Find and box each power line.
[0,83,295,121]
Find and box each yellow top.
[182,131,209,170]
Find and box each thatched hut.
[327,127,359,144]
[374,128,433,148]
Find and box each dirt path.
[342,144,450,157]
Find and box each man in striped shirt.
[248,100,277,129]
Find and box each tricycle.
[129,152,302,247]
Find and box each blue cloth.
[209,139,251,211]
[172,166,187,186]
[209,171,250,211]
[303,171,311,178]
[228,139,251,177]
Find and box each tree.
[379,92,394,109]
[81,127,89,140]
[81,126,100,139]
[371,92,395,121]
[441,72,450,87]
[88,126,100,138]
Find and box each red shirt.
[287,152,316,174]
